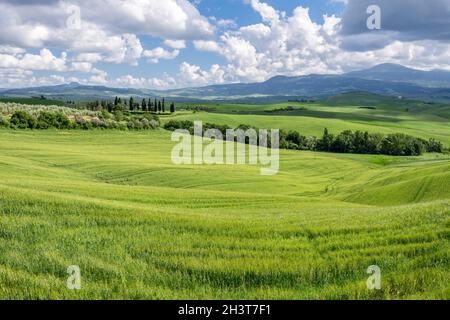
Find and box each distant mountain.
[164,74,432,98]
[0,82,159,101]
[346,63,450,87]
[2,64,450,103]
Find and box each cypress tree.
[320,128,334,152]
[170,102,175,113]
[162,98,165,113]
[158,101,162,113]
[142,98,147,112]
[129,97,134,111]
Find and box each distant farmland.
[0,97,65,106]
[0,98,449,299]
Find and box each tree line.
[1,110,160,131]
[164,120,446,156]
[86,97,176,114]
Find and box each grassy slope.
[0,129,449,299]
[173,96,450,146]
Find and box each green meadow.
[173,94,450,146]
[0,131,448,299]
[0,94,449,299]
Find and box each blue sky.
[0,0,449,88]
[94,0,346,81]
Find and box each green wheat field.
[0,97,449,300]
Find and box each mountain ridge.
[2,64,450,103]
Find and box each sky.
[0,0,450,89]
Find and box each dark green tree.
[37,111,57,129]
[317,128,334,152]
[129,97,134,111]
[170,102,175,113]
[55,112,71,129]
[352,130,367,154]
[381,133,425,156]
[149,100,154,112]
[10,111,37,129]
[331,130,354,153]
[107,102,113,113]
[427,139,444,153]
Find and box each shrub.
[127,120,135,130]
[91,118,101,128]
[133,119,143,130]
[331,130,355,153]
[381,133,425,156]
[141,118,150,129]
[10,111,36,129]
[353,131,368,154]
[75,116,92,130]
[108,120,118,129]
[37,111,58,129]
[114,111,124,122]
[101,110,112,120]
[149,120,159,129]
[303,136,318,151]
[75,116,85,128]
[204,123,231,136]
[0,115,10,127]
[426,139,444,153]
[117,122,128,131]
[56,112,71,129]
[164,120,194,131]
[316,128,334,151]
[142,113,159,122]
[366,133,384,154]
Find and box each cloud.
[2,0,450,89]
[339,0,450,50]
[178,62,226,86]
[70,61,93,73]
[0,0,212,66]
[73,53,103,64]
[190,0,450,83]
[106,63,226,89]
[209,16,238,29]
[164,40,186,49]
[143,47,180,64]
[0,45,26,55]
[199,3,343,82]
[0,49,67,72]
[78,0,214,39]
[193,40,222,53]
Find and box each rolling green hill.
[0,129,448,299]
[172,96,450,146]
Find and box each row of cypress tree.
[114,96,175,113]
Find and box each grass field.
[174,94,450,146]
[0,127,449,299]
